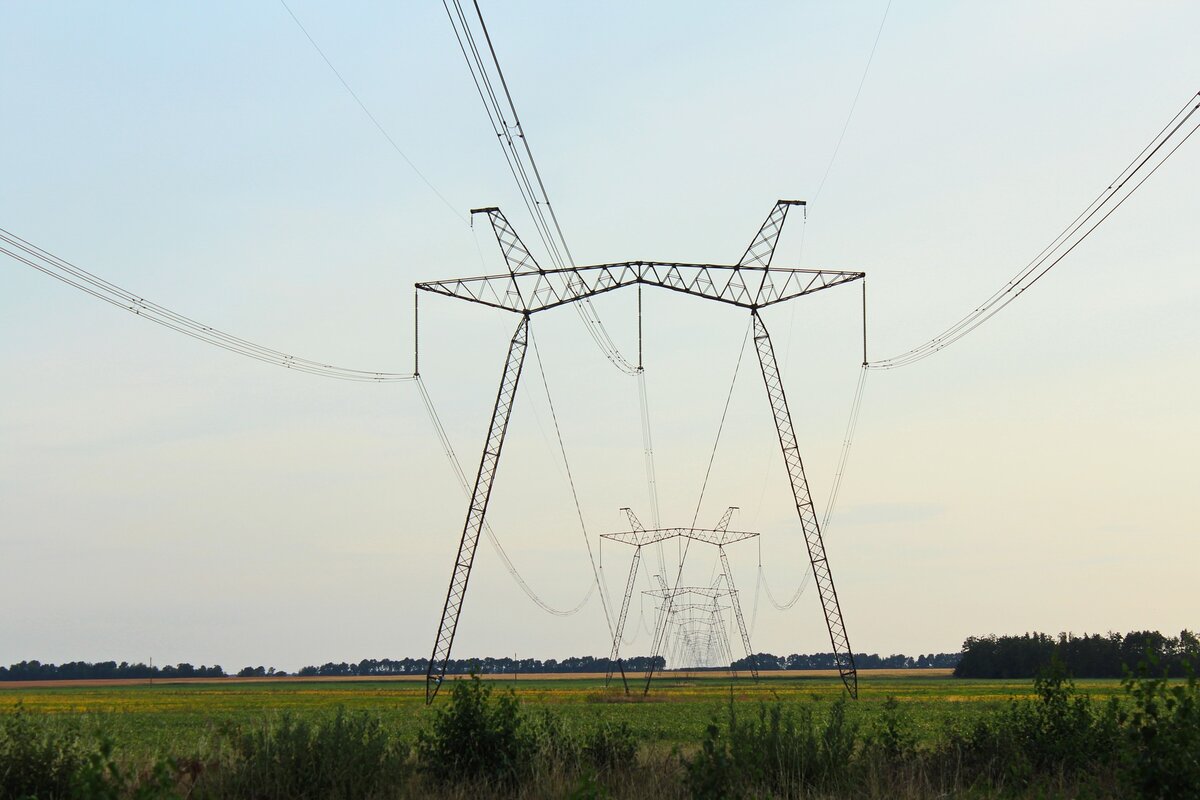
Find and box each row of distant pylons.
[600,505,761,694]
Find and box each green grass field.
[0,670,1127,759]
[4,670,1196,798]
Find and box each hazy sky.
[2,2,1197,672]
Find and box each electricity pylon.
[417,200,863,703]
[600,507,758,689]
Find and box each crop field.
[4,668,1196,798]
[0,669,1124,759]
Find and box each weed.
[197,707,406,799]
[416,674,535,786]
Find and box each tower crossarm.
[657,604,729,618]
[425,200,856,312]
[417,262,863,315]
[601,527,758,547]
[644,586,731,600]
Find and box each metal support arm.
[426,315,530,703]
[750,310,857,698]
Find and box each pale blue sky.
[1,2,1197,671]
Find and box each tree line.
[731,651,961,671]
[955,630,1200,678]
[0,661,227,681]
[295,655,666,677]
[1,650,965,681]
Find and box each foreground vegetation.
[1,665,1197,799]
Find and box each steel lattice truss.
[418,205,862,315]
[418,200,863,702]
[644,586,730,600]
[601,527,758,547]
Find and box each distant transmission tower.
[600,506,758,688]
[416,200,863,702]
[646,587,736,671]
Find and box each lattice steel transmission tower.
[417,200,864,702]
[600,506,758,687]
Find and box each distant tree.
[955,630,1197,678]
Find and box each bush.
[416,674,536,786]
[0,708,89,799]
[581,721,637,772]
[867,696,915,763]
[951,659,1121,787]
[683,693,861,799]
[0,709,177,800]
[1118,661,1200,799]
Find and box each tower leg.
[642,579,675,693]
[750,309,857,698]
[648,595,673,676]
[711,594,735,671]
[425,315,530,703]
[719,546,759,679]
[605,545,640,691]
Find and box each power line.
[756,364,869,612]
[690,324,752,529]
[646,324,750,674]
[529,332,617,637]
[812,0,893,204]
[441,0,639,376]
[821,366,868,532]
[278,0,467,224]
[415,376,594,616]
[869,89,1200,370]
[280,0,640,379]
[0,228,414,382]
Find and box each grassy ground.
[0,670,1127,760]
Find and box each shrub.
[0,708,88,799]
[582,721,637,772]
[198,708,406,799]
[950,657,1121,788]
[868,696,915,763]
[416,674,536,785]
[1118,661,1200,799]
[69,737,179,800]
[683,693,861,799]
[0,710,177,800]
